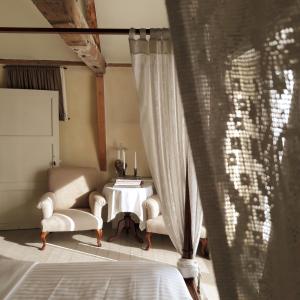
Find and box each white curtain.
[129,29,203,270]
[166,0,300,299]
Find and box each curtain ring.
[150,28,161,40]
[162,28,170,40]
[139,28,147,40]
[129,28,136,40]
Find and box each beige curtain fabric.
[166,0,300,299]
[6,65,68,121]
[129,29,203,270]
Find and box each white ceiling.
[0,0,79,61]
[0,0,169,63]
[96,0,169,63]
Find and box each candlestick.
[123,150,126,170]
[134,151,137,169]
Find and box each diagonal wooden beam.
[32,0,106,73]
[85,0,101,51]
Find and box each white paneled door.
[0,89,59,229]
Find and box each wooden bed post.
[182,166,200,300]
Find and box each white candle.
[117,149,121,160]
[123,150,126,169]
[134,151,137,169]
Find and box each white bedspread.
[1,257,191,300]
[0,256,35,299]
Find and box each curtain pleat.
[6,65,68,121]
[166,0,300,299]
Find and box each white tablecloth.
[102,182,154,230]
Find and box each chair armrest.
[37,192,55,219]
[200,226,207,239]
[143,194,161,220]
[89,191,107,220]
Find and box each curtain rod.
[0,59,132,68]
[0,27,152,35]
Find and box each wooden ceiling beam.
[32,0,106,73]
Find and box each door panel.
[0,140,52,182]
[0,89,53,136]
[0,88,59,229]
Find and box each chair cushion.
[48,167,100,210]
[146,215,168,235]
[41,209,103,232]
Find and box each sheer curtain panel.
[129,28,203,285]
[166,0,300,299]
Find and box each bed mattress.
[0,256,191,300]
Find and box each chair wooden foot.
[40,231,48,250]
[96,229,103,247]
[143,232,152,250]
[200,238,209,258]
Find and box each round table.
[102,182,154,242]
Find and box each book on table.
[114,178,143,187]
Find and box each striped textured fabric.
[5,260,191,300]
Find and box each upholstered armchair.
[37,167,106,250]
[143,194,208,256]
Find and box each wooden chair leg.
[143,232,152,250]
[96,229,103,247]
[200,238,209,258]
[40,231,48,251]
